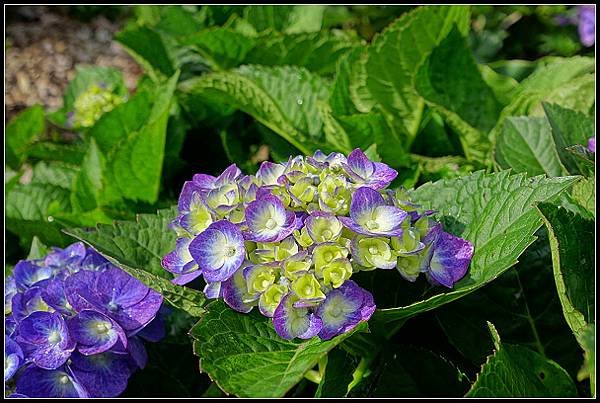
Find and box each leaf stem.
[515,270,546,357]
[304,369,322,384]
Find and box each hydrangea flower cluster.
[588,137,596,153]
[162,149,474,341]
[69,83,125,128]
[4,243,164,398]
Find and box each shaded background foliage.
[4,5,595,398]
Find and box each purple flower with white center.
[5,336,24,381]
[273,293,323,340]
[68,310,128,355]
[316,280,375,340]
[578,5,595,47]
[161,237,200,285]
[16,311,75,369]
[339,187,408,236]
[588,137,596,153]
[244,195,296,242]
[256,161,286,186]
[40,278,73,315]
[15,366,89,398]
[67,351,132,398]
[11,286,52,322]
[342,148,398,189]
[13,260,52,291]
[189,220,246,282]
[420,230,474,288]
[44,242,87,270]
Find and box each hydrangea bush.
[4,243,164,398]
[162,149,474,340]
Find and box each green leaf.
[577,325,595,396]
[178,65,330,155]
[315,348,357,397]
[64,207,177,279]
[116,25,176,80]
[495,116,567,177]
[372,171,578,325]
[358,345,469,397]
[183,28,256,70]
[189,300,367,397]
[571,176,595,218]
[6,105,45,169]
[543,103,595,175]
[537,203,594,339]
[414,27,499,164]
[63,207,206,317]
[27,236,49,260]
[363,5,471,139]
[244,30,360,76]
[489,57,594,143]
[71,139,106,212]
[479,64,519,106]
[329,47,362,116]
[466,323,577,397]
[102,72,179,204]
[243,6,325,34]
[26,141,87,165]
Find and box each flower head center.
[225,245,237,257]
[48,330,62,344]
[59,375,70,385]
[95,322,112,334]
[321,229,333,239]
[365,219,379,231]
[323,252,334,263]
[368,246,379,255]
[265,218,278,230]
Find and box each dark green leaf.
[495,116,567,177]
[315,348,357,397]
[466,323,577,397]
[190,300,367,397]
[6,105,45,169]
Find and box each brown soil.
[5,6,142,123]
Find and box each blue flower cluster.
[4,243,164,398]
[163,149,473,341]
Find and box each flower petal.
[427,231,474,288]
[69,351,132,398]
[68,310,127,355]
[272,293,323,340]
[16,366,88,398]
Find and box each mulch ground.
[5,6,142,123]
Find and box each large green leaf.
[495,116,567,177]
[466,323,577,397]
[543,103,595,176]
[537,203,594,339]
[5,162,76,247]
[571,176,595,218]
[243,5,325,34]
[489,57,594,143]
[116,25,176,80]
[190,300,367,397]
[372,171,578,325]
[363,5,470,139]
[183,28,256,70]
[415,27,499,164]
[315,348,357,397]
[63,207,206,317]
[102,73,179,204]
[71,139,106,212]
[178,65,330,155]
[6,105,45,169]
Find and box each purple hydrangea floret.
[4,242,164,397]
[162,148,474,341]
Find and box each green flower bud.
[390,229,423,256]
[72,84,125,128]
[259,284,287,315]
[273,237,299,261]
[396,255,423,282]
[322,258,353,288]
[283,253,312,280]
[352,236,396,270]
[313,243,348,276]
[317,175,351,215]
[291,273,326,301]
[293,226,314,248]
[246,265,277,295]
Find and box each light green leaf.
[6,104,45,169]
[27,236,49,260]
[466,323,577,397]
[373,171,578,325]
[243,6,324,34]
[489,57,594,143]
[26,141,87,165]
[103,72,179,204]
[363,5,471,139]
[537,203,594,339]
[183,27,256,70]
[190,300,367,397]
[178,65,330,155]
[571,176,595,218]
[63,207,206,317]
[71,139,106,212]
[414,27,499,164]
[495,116,567,177]
[543,103,595,175]
[479,64,519,106]
[245,30,359,75]
[329,47,362,116]
[577,325,595,396]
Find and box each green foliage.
[189,300,366,397]
[6,105,45,169]
[466,323,577,397]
